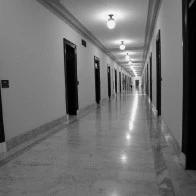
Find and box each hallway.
[1,90,193,196]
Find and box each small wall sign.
[1,80,9,88]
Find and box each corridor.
[1,90,194,196]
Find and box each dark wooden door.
[150,53,153,101]
[0,86,5,143]
[94,57,101,104]
[119,72,121,93]
[147,64,149,96]
[156,30,162,116]
[107,65,111,98]
[115,70,117,93]
[64,39,78,115]
[135,80,139,87]
[182,0,196,169]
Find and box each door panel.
[94,57,101,103]
[182,0,196,169]
[156,30,162,116]
[64,39,78,115]
[0,87,5,143]
[150,53,153,101]
[107,66,111,98]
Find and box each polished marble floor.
[0,89,195,196]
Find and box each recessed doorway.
[63,39,79,115]
[119,72,121,93]
[94,56,101,104]
[107,65,111,98]
[135,80,139,87]
[115,69,117,94]
[182,0,196,169]
[156,30,162,116]
[150,53,152,101]
[0,87,5,145]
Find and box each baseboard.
[180,152,186,169]
[146,95,158,115]
[100,96,109,104]
[78,103,97,116]
[0,142,7,154]
[6,115,68,152]
[147,95,182,159]
[2,95,115,156]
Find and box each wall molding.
[0,95,115,166]
[37,0,132,76]
[142,0,162,76]
[107,46,145,52]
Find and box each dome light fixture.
[120,41,126,50]
[126,53,130,61]
[107,14,115,29]
[128,60,132,65]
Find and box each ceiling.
[48,0,151,77]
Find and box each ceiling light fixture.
[128,60,132,65]
[126,53,130,61]
[107,14,115,29]
[120,41,126,50]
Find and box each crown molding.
[141,0,162,77]
[37,0,133,77]
[108,46,145,52]
[120,60,144,63]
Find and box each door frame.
[182,0,196,169]
[107,64,111,98]
[147,64,149,96]
[119,72,121,93]
[150,53,153,101]
[63,38,78,115]
[156,29,162,116]
[94,56,101,103]
[0,87,5,144]
[115,69,117,93]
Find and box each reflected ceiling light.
[126,133,131,140]
[107,14,115,29]
[121,154,127,163]
[126,53,130,61]
[120,41,126,50]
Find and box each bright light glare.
[107,19,115,29]
[126,133,131,140]
[129,92,138,130]
[129,122,133,130]
[121,154,127,163]
[120,43,126,50]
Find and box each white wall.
[0,0,129,140]
[145,0,183,145]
